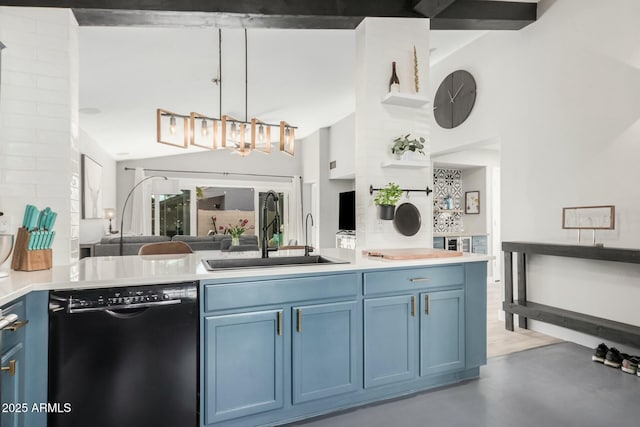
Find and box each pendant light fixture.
[156,29,296,156]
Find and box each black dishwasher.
[48,282,199,427]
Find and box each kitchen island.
[0,249,490,426]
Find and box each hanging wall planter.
[378,204,396,220]
[373,182,403,221]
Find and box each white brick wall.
[0,6,79,265]
[354,18,432,251]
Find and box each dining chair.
[138,241,193,255]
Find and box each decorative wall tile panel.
[433,168,463,233]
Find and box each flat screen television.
[338,191,356,231]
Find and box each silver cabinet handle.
[0,314,18,331]
[4,319,28,332]
[410,278,430,283]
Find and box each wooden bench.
[502,241,640,348]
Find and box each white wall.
[0,7,79,264]
[355,18,431,250]
[78,128,116,241]
[430,0,640,350]
[461,167,487,234]
[329,113,355,179]
[301,128,355,249]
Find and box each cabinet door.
[364,295,416,388]
[472,236,487,254]
[420,289,465,376]
[204,310,284,424]
[1,342,25,427]
[292,301,359,404]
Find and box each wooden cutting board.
[362,248,463,260]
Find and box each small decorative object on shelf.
[413,45,419,93]
[389,61,400,93]
[445,195,454,210]
[391,134,426,160]
[373,182,403,220]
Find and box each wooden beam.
[0,0,421,18]
[71,9,364,29]
[430,0,537,30]
[1,0,536,30]
[412,0,456,17]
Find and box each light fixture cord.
[218,28,222,120]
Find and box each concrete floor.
[292,342,640,427]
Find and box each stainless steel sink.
[202,255,348,271]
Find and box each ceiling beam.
[70,9,366,29]
[430,1,537,30]
[413,0,457,17]
[0,0,536,30]
[0,0,422,18]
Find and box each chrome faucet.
[304,213,314,257]
[261,191,281,258]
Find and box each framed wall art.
[465,191,480,214]
[81,154,103,219]
[562,205,615,230]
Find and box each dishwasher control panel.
[50,282,198,313]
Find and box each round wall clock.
[433,70,476,129]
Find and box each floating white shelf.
[381,92,430,108]
[381,160,430,169]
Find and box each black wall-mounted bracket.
[369,185,433,196]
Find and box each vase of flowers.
[222,218,251,245]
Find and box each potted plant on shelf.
[374,182,403,220]
[391,134,426,160]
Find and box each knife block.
[11,227,52,271]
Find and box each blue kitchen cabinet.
[1,297,28,427]
[204,310,284,424]
[292,301,359,404]
[200,264,487,426]
[465,262,488,369]
[419,289,465,376]
[1,342,25,427]
[364,295,417,388]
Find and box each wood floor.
[486,280,562,358]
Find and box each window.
[151,190,191,237]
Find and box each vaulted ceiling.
[4,1,539,159]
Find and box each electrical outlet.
[0,215,11,234]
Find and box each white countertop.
[0,248,492,306]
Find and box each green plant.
[391,134,425,156]
[374,182,403,206]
